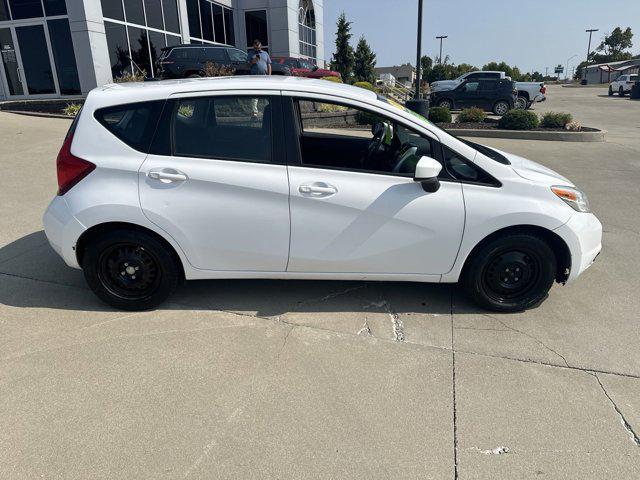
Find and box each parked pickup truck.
[430,71,546,109]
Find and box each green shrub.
[540,111,573,129]
[321,76,343,83]
[353,81,374,91]
[456,107,486,123]
[428,106,452,124]
[498,109,539,130]
[114,71,146,83]
[62,103,82,117]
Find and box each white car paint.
[44,76,601,290]
[610,74,638,95]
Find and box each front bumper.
[553,212,602,283]
[43,196,85,269]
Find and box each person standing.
[247,40,272,117]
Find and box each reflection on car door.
[283,96,465,276]
[139,93,291,272]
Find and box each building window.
[0,0,10,21]
[43,0,66,16]
[298,0,316,61]
[1,0,66,20]
[244,10,268,50]
[7,0,43,20]
[186,0,235,46]
[47,19,81,95]
[101,0,183,78]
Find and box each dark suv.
[156,44,291,79]
[430,79,517,115]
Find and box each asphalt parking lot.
[1,84,639,479]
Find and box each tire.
[462,233,556,312]
[82,229,180,311]
[493,100,510,116]
[525,101,533,110]
[438,99,453,110]
[619,87,625,97]
[188,73,202,78]
[515,96,528,110]
[608,86,614,96]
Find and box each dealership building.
[0,0,324,100]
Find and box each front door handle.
[148,168,188,183]
[298,182,338,198]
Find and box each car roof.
[162,43,235,50]
[90,76,377,106]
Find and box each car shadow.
[596,94,630,99]
[0,231,485,317]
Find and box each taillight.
[56,133,95,196]
[540,86,546,94]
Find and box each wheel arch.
[75,222,186,282]
[517,90,530,101]
[460,224,571,284]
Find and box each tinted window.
[166,34,181,47]
[128,26,151,76]
[15,25,55,94]
[147,30,166,76]
[227,48,246,63]
[95,101,165,152]
[8,0,43,19]
[105,22,130,77]
[186,0,201,38]
[462,82,479,92]
[479,80,497,91]
[245,10,268,47]
[163,0,180,33]
[43,0,65,15]
[123,0,145,25]
[204,47,226,62]
[199,0,213,41]
[144,0,164,30]
[47,19,81,95]
[224,8,235,44]
[169,48,202,61]
[213,4,225,43]
[466,73,481,80]
[0,0,10,21]
[443,145,498,185]
[101,0,124,19]
[173,96,273,163]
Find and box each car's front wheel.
[515,96,528,110]
[438,98,453,110]
[619,86,625,96]
[608,86,614,96]
[82,229,180,311]
[462,233,556,312]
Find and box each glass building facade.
[0,0,324,100]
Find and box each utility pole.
[584,28,599,83]
[566,54,578,81]
[414,0,423,99]
[436,35,448,64]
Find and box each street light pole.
[436,35,448,64]
[414,0,423,99]
[584,28,599,82]
[566,54,578,81]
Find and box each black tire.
[493,100,510,116]
[188,73,202,78]
[438,98,453,110]
[515,96,528,110]
[82,229,180,311]
[608,86,614,96]
[462,233,556,312]
[619,86,625,97]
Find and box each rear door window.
[204,48,227,63]
[227,48,246,63]
[169,48,202,61]
[94,101,165,152]
[172,96,273,163]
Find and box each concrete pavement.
[1,85,639,478]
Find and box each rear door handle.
[298,182,338,198]
[148,168,188,183]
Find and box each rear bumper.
[553,212,602,283]
[42,196,85,269]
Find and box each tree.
[597,27,633,58]
[330,13,355,81]
[420,55,433,80]
[353,35,377,83]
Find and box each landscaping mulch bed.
[437,119,597,133]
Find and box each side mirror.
[312,65,319,72]
[414,156,442,193]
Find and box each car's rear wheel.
[82,229,180,311]
[619,86,625,96]
[608,86,614,96]
[515,96,528,110]
[462,233,556,312]
[493,100,510,116]
[438,98,453,110]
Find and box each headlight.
[551,186,590,213]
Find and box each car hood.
[488,147,573,186]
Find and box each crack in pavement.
[591,372,640,447]
[450,290,459,480]
[275,325,295,360]
[486,315,570,368]
[364,299,405,342]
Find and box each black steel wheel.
[82,229,180,310]
[462,233,556,312]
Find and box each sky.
[322,0,640,75]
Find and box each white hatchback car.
[44,77,602,312]
[609,74,638,96]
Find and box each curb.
[449,128,607,142]
[1,110,74,120]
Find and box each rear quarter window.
[94,101,165,153]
